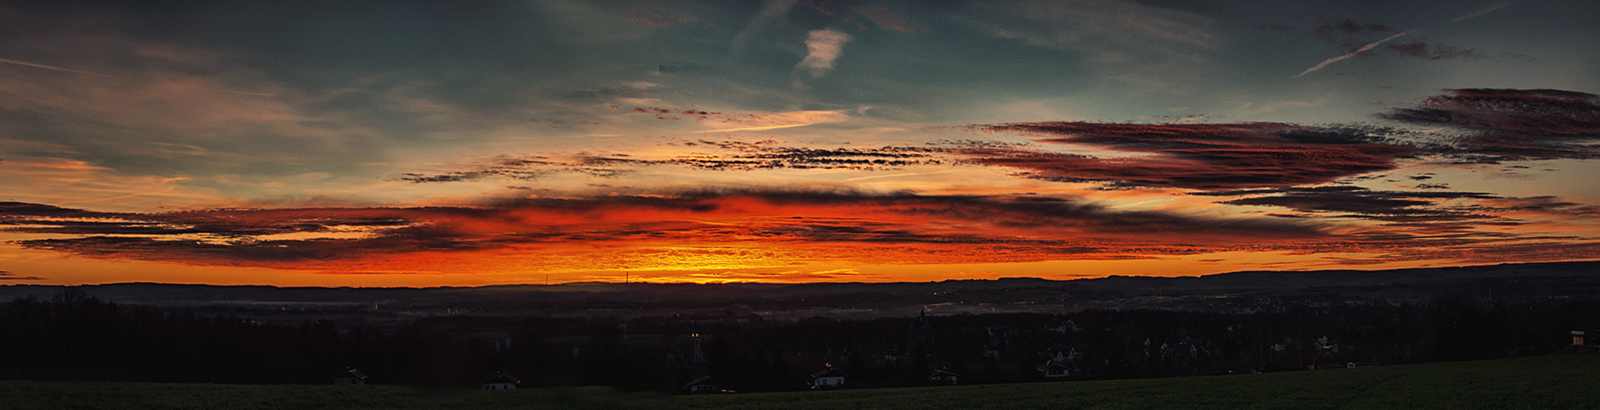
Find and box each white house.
[682,375,724,394]
[333,368,367,385]
[480,373,520,390]
[1037,361,1070,378]
[927,368,959,385]
[810,365,847,389]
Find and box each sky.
[2,0,1598,287]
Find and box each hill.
[3,354,1595,410]
[1,260,1596,326]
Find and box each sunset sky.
[2,0,1598,286]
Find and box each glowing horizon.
[3,1,1599,287]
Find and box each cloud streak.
[1194,185,1504,223]
[962,122,1415,190]
[1378,88,1600,162]
[1294,31,1413,78]
[8,185,1597,275]
[1452,2,1511,22]
[0,57,111,77]
[1386,41,1483,61]
[0,270,47,281]
[0,192,1330,273]
[853,7,914,32]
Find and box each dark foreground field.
[4,354,1595,410]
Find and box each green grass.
[0,384,653,410]
[5,355,1597,410]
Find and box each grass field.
[3,354,1595,410]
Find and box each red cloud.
[1380,88,1600,162]
[2,193,1319,273]
[964,122,1417,190]
[9,186,1598,276]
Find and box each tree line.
[1,288,1596,392]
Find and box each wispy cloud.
[1311,17,1399,53]
[1387,41,1484,61]
[1294,3,1511,78]
[706,110,851,132]
[974,0,1219,93]
[1239,94,1333,116]
[398,137,938,183]
[0,20,379,197]
[0,158,219,211]
[853,7,914,32]
[625,7,700,28]
[0,270,47,281]
[795,29,853,80]
[402,87,1600,191]
[0,56,277,96]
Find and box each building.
[682,375,728,394]
[690,332,704,363]
[480,372,520,390]
[333,368,367,385]
[1574,330,1587,346]
[927,368,960,385]
[809,365,847,389]
[1037,361,1070,378]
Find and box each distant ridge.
[1,260,1595,299]
[1076,260,1600,290]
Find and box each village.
[317,305,1596,394]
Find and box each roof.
[682,375,714,389]
[1574,331,1587,335]
[1036,362,1070,372]
[334,368,367,379]
[810,367,847,378]
[481,373,520,385]
[928,369,960,378]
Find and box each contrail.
[0,56,278,96]
[1293,2,1511,79]
[1292,31,1413,78]
[1452,2,1510,22]
[0,57,111,76]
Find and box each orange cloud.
[7,188,1598,282]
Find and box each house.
[480,372,520,390]
[1037,361,1070,378]
[809,365,847,389]
[333,368,367,385]
[1574,330,1587,346]
[927,368,960,385]
[682,375,729,394]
